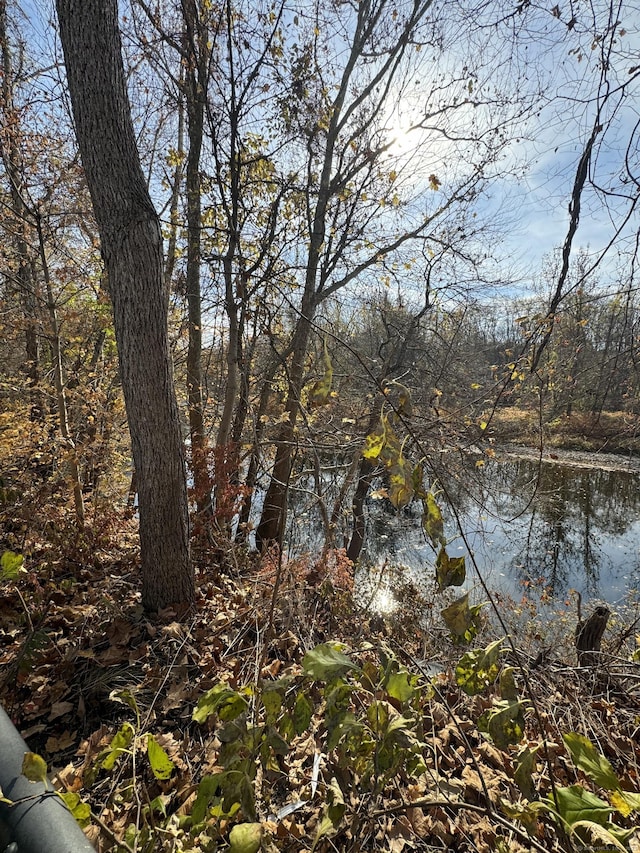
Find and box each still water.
[285,452,640,606]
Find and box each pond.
[282,450,640,608]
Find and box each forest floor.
[2,525,640,853]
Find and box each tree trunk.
[36,213,85,528]
[0,0,42,419]
[256,312,314,547]
[575,605,610,666]
[56,0,193,610]
[183,0,212,515]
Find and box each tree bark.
[0,0,42,419]
[56,0,193,610]
[183,0,212,515]
[36,212,85,528]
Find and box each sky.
[12,0,640,301]
[494,4,640,290]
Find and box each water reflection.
[285,456,640,605]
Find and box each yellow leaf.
[388,460,414,509]
[363,419,386,460]
[423,492,445,547]
[22,752,48,784]
[229,822,263,853]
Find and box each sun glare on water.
[371,586,396,614]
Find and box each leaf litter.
[1,543,640,853]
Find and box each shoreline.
[495,442,640,473]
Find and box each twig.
[91,809,135,853]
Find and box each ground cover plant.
[2,534,640,853]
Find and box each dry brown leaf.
[476,740,506,770]
[46,729,76,753]
[48,700,74,721]
[431,818,454,845]
[54,761,83,793]
[406,805,429,835]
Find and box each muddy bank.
[496,442,640,473]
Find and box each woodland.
[1,0,640,851]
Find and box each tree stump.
[575,605,610,666]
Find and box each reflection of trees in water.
[451,458,640,599]
[282,454,640,602]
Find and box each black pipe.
[0,704,95,853]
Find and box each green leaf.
[293,691,313,735]
[261,686,282,725]
[22,752,48,784]
[396,382,413,417]
[147,794,170,817]
[312,776,346,846]
[109,688,140,719]
[569,821,629,853]
[313,813,337,847]
[500,797,545,834]
[147,735,175,780]
[385,713,418,748]
[412,463,426,499]
[101,722,135,771]
[562,733,620,791]
[478,698,526,749]
[309,338,333,407]
[1,550,24,581]
[441,593,485,644]
[218,769,256,819]
[388,459,414,509]
[228,822,263,853]
[514,744,539,800]
[326,710,361,751]
[378,414,402,467]
[499,666,518,701]
[302,643,359,681]
[193,683,249,724]
[454,638,503,695]
[435,547,465,591]
[191,775,222,825]
[550,785,613,828]
[59,792,91,827]
[385,670,414,703]
[366,700,390,734]
[422,493,445,547]
[265,728,290,756]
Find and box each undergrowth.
[2,542,640,853]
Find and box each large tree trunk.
[56,0,193,610]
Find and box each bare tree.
[255,0,530,546]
